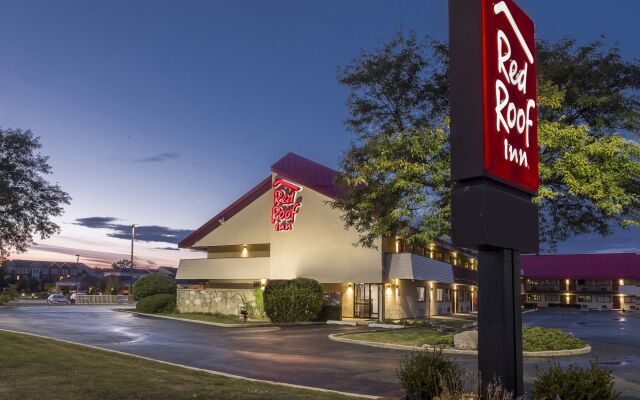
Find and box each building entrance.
[354,283,379,319]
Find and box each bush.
[533,360,620,400]
[522,302,537,309]
[263,278,324,323]
[398,350,465,400]
[135,293,176,314]
[315,305,342,321]
[0,287,18,305]
[133,273,176,301]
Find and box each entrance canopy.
[384,253,454,283]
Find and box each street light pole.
[130,224,137,298]
[75,254,80,293]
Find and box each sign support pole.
[477,248,523,395]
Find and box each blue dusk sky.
[1,0,638,267]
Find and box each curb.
[328,332,591,357]
[123,311,273,328]
[125,311,327,328]
[0,328,380,399]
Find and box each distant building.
[521,253,640,311]
[2,259,100,282]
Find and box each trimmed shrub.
[135,293,176,314]
[522,326,586,352]
[398,349,465,400]
[548,303,581,309]
[315,305,342,321]
[532,360,620,400]
[133,273,176,301]
[263,278,324,323]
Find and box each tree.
[111,259,132,270]
[332,31,640,249]
[0,129,71,259]
[104,276,120,294]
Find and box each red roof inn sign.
[272,178,302,231]
[450,0,539,253]
[483,0,538,192]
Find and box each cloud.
[554,226,640,254]
[74,217,192,245]
[134,152,180,163]
[155,246,179,251]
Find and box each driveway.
[0,306,639,399]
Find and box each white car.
[47,294,70,304]
[69,292,86,303]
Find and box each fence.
[75,295,131,305]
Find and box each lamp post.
[130,224,137,298]
[75,254,80,294]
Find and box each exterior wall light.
[385,284,392,296]
[347,283,353,294]
[619,279,625,286]
[260,278,267,290]
[241,245,248,258]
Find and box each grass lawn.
[155,311,267,325]
[345,327,456,347]
[522,326,586,352]
[0,331,355,400]
[341,325,587,352]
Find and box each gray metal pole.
[75,254,79,293]
[477,249,523,396]
[130,224,136,298]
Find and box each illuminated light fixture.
[619,279,625,286]
[395,287,399,297]
[395,237,400,253]
[395,278,399,286]
[260,278,267,290]
[241,245,248,258]
[346,283,353,294]
[385,284,392,296]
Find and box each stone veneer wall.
[177,288,257,316]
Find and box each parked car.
[69,292,87,303]
[47,294,70,304]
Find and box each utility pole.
[130,224,137,299]
[75,254,80,293]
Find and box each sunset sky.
[1,0,638,268]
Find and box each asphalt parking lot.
[0,306,638,399]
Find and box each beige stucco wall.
[193,190,272,248]
[269,177,382,283]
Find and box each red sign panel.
[482,0,539,193]
[271,178,302,231]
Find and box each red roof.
[271,152,340,199]
[179,153,340,249]
[521,253,640,280]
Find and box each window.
[596,296,611,303]
[445,288,452,302]
[545,294,559,302]
[417,287,426,302]
[624,296,633,303]
[527,294,541,302]
[436,288,444,302]
[577,295,592,302]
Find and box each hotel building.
[176,152,478,320]
[521,253,640,311]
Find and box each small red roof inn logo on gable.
[482,0,539,193]
[272,178,302,231]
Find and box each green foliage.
[522,326,586,352]
[0,128,71,260]
[397,349,465,400]
[239,289,266,319]
[132,273,176,301]
[111,259,132,270]
[104,276,120,295]
[135,293,176,314]
[315,305,342,322]
[0,287,18,305]
[263,278,324,323]
[333,30,640,249]
[532,360,620,400]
